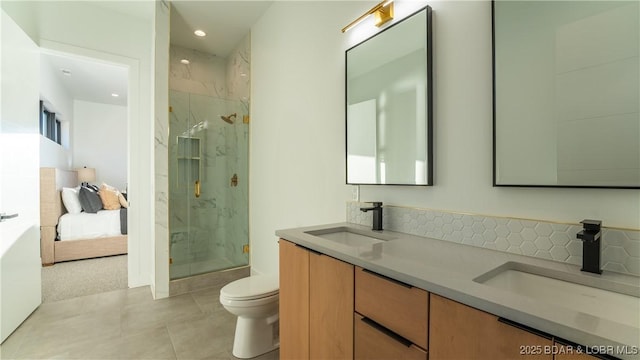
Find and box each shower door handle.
[194,180,201,198]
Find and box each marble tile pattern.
[347,202,640,276]
[154,0,171,296]
[226,34,251,111]
[170,45,227,98]
[168,93,250,278]
[169,35,250,104]
[165,33,251,279]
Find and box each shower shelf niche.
[176,136,202,188]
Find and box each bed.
[39,167,128,265]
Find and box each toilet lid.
[220,274,279,300]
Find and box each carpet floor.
[41,255,128,303]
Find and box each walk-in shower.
[169,90,249,279]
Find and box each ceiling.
[40,1,272,109]
[41,52,129,108]
[170,1,272,57]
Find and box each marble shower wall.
[169,33,250,102]
[347,202,640,276]
[168,34,251,278]
[226,34,251,112]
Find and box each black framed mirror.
[346,6,433,186]
[493,1,639,188]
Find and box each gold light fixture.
[342,0,394,33]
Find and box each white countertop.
[276,222,640,359]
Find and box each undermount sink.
[474,262,640,328]
[305,226,395,247]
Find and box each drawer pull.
[361,317,413,347]
[362,268,413,289]
[497,317,552,340]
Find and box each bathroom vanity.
[277,224,639,360]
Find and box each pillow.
[78,186,103,213]
[61,187,82,214]
[100,182,128,208]
[101,182,118,192]
[118,193,129,208]
[99,184,121,210]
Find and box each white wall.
[357,1,639,229]
[250,1,640,276]
[72,100,127,189]
[39,137,70,169]
[250,1,367,275]
[38,53,73,168]
[2,1,155,289]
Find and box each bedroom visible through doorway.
[39,48,131,302]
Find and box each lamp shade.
[77,167,96,184]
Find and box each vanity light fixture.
[194,29,206,37]
[341,0,394,33]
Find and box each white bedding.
[57,210,122,241]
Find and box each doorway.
[39,46,132,301]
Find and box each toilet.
[219,274,279,358]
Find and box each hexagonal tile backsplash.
[347,202,640,276]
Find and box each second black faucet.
[576,219,602,275]
[360,202,383,231]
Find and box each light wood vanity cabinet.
[355,314,427,360]
[280,237,605,360]
[279,239,353,360]
[554,351,600,360]
[279,239,309,360]
[429,293,553,360]
[354,266,429,359]
[553,340,600,360]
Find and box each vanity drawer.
[355,267,428,349]
[355,314,427,360]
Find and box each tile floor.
[0,284,279,360]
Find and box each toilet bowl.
[220,274,279,359]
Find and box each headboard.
[39,168,78,227]
[40,168,78,265]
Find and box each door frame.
[39,40,140,288]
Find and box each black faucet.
[576,219,602,275]
[360,202,383,231]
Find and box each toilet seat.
[220,274,279,301]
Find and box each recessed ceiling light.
[61,69,72,76]
[111,93,119,97]
[194,29,206,37]
[180,59,190,64]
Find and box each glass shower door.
[169,90,249,280]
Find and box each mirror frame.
[492,0,640,189]
[345,6,433,186]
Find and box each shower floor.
[170,256,239,280]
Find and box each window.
[39,101,61,145]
